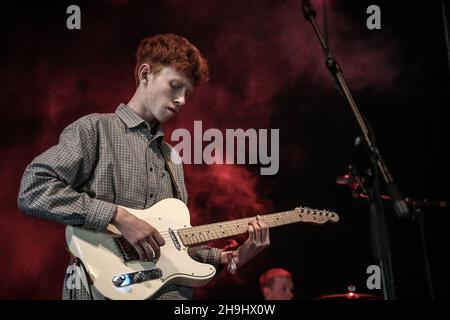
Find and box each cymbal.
[316,292,382,300]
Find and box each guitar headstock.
[294,207,340,224]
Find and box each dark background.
[1,0,449,300]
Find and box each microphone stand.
[441,0,450,74]
[302,1,410,300]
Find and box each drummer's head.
[259,268,294,300]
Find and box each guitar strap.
[158,140,181,200]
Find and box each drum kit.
[316,284,382,300]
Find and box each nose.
[173,95,186,107]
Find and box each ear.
[262,287,271,299]
[138,63,152,86]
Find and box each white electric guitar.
[66,198,339,300]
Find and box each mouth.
[167,106,177,114]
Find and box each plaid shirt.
[18,103,221,300]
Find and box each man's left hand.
[236,215,270,266]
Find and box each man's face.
[143,66,194,123]
[265,276,294,300]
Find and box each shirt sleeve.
[187,246,223,273]
[17,115,117,231]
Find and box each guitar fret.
[202,226,208,242]
[197,226,204,242]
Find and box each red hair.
[134,34,209,87]
[259,268,292,291]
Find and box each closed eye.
[169,81,181,90]
[170,80,193,100]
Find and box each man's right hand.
[111,207,165,261]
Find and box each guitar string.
[157,208,334,237]
[126,207,333,238]
[157,214,301,238]
[135,209,334,244]
[111,210,335,259]
[157,212,306,236]
[115,215,327,254]
[157,217,299,244]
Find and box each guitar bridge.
[112,269,163,287]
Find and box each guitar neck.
[177,207,338,246]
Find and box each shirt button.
[150,167,153,171]
[150,193,154,198]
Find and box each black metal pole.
[413,206,436,299]
[302,0,402,299]
[441,0,450,74]
[367,156,396,300]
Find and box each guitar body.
[65,198,216,300]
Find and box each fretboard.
[177,207,338,246]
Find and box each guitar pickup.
[112,269,163,287]
[113,237,141,263]
[169,228,181,250]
